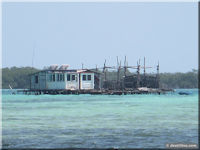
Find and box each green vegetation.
[1,67,198,89]
[159,69,198,89]
[2,67,39,89]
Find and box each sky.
[2,2,198,73]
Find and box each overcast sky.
[2,2,198,73]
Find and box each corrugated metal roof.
[29,69,101,76]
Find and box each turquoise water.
[2,89,198,148]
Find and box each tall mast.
[156,61,160,88]
[103,59,107,81]
[117,56,120,87]
[137,60,140,88]
[124,56,127,76]
[116,56,121,89]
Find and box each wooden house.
[30,66,102,90]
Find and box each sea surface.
[2,89,198,148]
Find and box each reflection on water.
[2,89,198,148]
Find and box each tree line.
[1,67,198,89]
[159,69,198,89]
[2,67,39,89]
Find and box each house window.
[35,75,38,84]
[72,75,75,80]
[59,74,61,81]
[63,74,65,81]
[57,74,60,81]
[60,74,63,81]
[67,74,70,81]
[53,74,55,82]
[49,74,52,81]
[88,75,91,80]
[82,75,86,81]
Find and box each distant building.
[30,66,102,90]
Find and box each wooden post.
[103,59,107,81]
[82,63,84,69]
[102,59,107,89]
[143,57,146,87]
[124,56,127,77]
[156,61,160,89]
[137,60,140,88]
[123,56,127,90]
[117,56,121,89]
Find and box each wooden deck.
[17,88,174,95]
